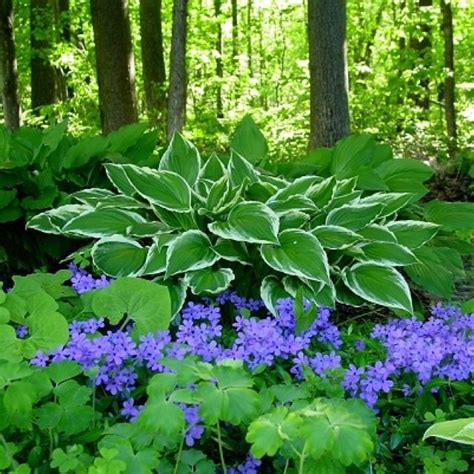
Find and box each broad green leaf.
[312,225,362,249]
[261,229,330,284]
[46,361,82,385]
[212,238,251,264]
[326,203,383,231]
[27,310,69,355]
[112,164,192,212]
[260,276,291,316]
[141,240,167,275]
[0,325,21,362]
[208,201,279,244]
[200,153,226,180]
[358,192,414,217]
[166,230,218,276]
[62,208,146,238]
[300,417,332,459]
[186,267,234,295]
[405,247,462,298]
[267,194,318,214]
[228,150,259,187]
[0,189,17,210]
[358,224,398,243]
[105,163,137,196]
[376,159,433,193]
[54,380,91,409]
[92,277,171,335]
[27,204,91,235]
[231,115,268,165]
[423,418,474,445]
[424,200,474,231]
[246,406,289,457]
[331,134,374,178]
[160,132,201,186]
[307,177,336,208]
[357,241,418,266]
[267,176,320,202]
[63,135,108,168]
[92,236,147,277]
[342,263,413,312]
[386,221,439,248]
[4,381,37,427]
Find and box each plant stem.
[173,433,185,474]
[216,421,227,474]
[298,446,307,474]
[283,459,290,474]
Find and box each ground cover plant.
[0,267,472,473]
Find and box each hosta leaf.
[228,150,259,187]
[260,276,291,316]
[386,221,439,248]
[186,267,235,295]
[261,229,330,284]
[159,132,201,186]
[200,153,226,180]
[231,114,268,165]
[208,201,279,244]
[358,224,398,243]
[358,192,415,217]
[405,246,462,298]
[267,195,318,214]
[342,263,413,312]
[141,240,167,276]
[424,200,474,231]
[62,208,146,238]
[330,134,374,178]
[326,203,383,231]
[113,164,192,212]
[92,278,171,335]
[307,177,335,208]
[312,225,362,249]
[27,204,90,235]
[166,230,218,276]
[423,418,474,445]
[376,159,433,193]
[212,239,251,264]
[357,242,418,266]
[104,163,137,196]
[92,236,147,277]
[268,176,320,202]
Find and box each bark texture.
[440,0,457,155]
[90,0,137,134]
[0,0,20,128]
[167,0,188,140]
[214,0,223,117]
[139,0,166,125]
[308,0,350,149]
[30,0,58,111]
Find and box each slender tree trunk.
[214,0,223,118]
[54,0,71,100]
[440,0,457,156]
[30,0,58,111]
[167,0,188,140]
[90,0,137,134]
[246,0,252,76]
[139,0,167,126]
[308,0,350,149]
[409,0,432,110]
[0,0,20,129]
[231,0,238,65]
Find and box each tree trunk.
[54,0,71,100]
[0,0,20,129]
[90,0,137,134]
[231,0,238,65]
[167,0,188,140]
[308,0,350,149]
[214,0,223,118]
[246,0,252,76]
[139,0,167,126]
[440,0,457,156]
[30,0,58,111]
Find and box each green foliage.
[423,418,474,445]
[0,122,159,276]
[30,131,466,316]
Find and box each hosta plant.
[29,132,465,317]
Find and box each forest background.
[1,0,473,165]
